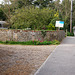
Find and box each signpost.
[55,21,64,29]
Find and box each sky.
[0,0,4,4]
[0,0,11,4]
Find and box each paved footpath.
[34,37,75,75]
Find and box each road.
[35,37,75,75]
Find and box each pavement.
[34,37,75,75]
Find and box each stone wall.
[0,29,65,42]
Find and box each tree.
[10,7,56,29]
[0,0,74,31]
[0,0,12,22]
[0,8,6,20]
[10,0,34,8]
[72,0,75,27]
[56,0,71,31]
[33,0,53,8]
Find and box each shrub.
[10,7,56,30]
[36,41,52,45]
[52,40,60,45]
[67,32,74,36]
[47,23,55,30]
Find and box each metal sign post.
[55,21,64,29]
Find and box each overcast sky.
[0,0,4,4]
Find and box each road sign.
[55,21,64,28]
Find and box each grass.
[0,40,60,45]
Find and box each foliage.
[47,23,55,30]
[0,40,60,45]
[59,0,71,31]
[67,32,74,36]
[73,0,75,27]
[33,0,53,8]
[47,11,59,30]
[0,0,75,31]
[0,8,6,20]
[36,40,60,45]
[52,40,60,45]
[36,41,52,45]
[10,7,56,29]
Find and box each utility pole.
[70,0,73,33]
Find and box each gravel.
[0,44,57,75]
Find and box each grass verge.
[0,40,60,45]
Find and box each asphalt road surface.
[35,37,75,75]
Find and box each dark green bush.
[67,32,74,36]
[0,41,4,44]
